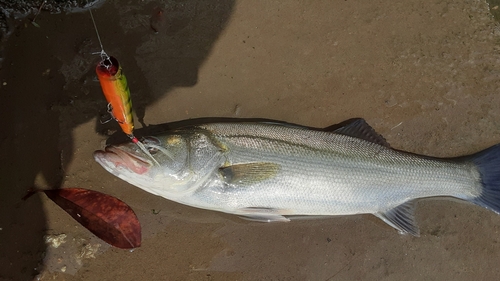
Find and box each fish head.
[93,134,195,197]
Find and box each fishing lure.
[95,55,159,166]
[96,56,134,137]
[90,9,159,165]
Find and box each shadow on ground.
[0,0,234,279]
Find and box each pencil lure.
[95,55,160,166]
[88,8,158,165]
[96,56,134,136]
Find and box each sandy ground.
[2,0,500,280]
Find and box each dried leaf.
[33,188,141,249]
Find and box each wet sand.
[2,0,500,280]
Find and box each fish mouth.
[94,146,151,175]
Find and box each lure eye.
[97,56,119,76]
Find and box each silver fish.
[93,119,500,236]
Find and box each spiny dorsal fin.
[219,162,281,186]
[332,119,390,148]
[374,201,419,236]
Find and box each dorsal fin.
[330,119,390,148]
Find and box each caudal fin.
[469,144,500,214]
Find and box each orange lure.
[95,55,159,165]
[96,56,135,137]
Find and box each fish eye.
[147,146,158,154]
[142,137,161,154]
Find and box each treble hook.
[99,103,115,124]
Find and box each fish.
[93,119,500,236]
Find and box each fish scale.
[94,119,500,236]
[194,129,477,214]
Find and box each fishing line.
[88,6,110,63]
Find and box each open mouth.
[94,146,151,175]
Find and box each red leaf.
[41,188,141,249]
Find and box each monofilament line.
[89,7,108,61]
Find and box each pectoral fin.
[374,201,419,236]
[237,207,291,222]
[219,162,281,186]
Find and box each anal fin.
[238,207,291,223]
[374,201,419,236]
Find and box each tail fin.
[469,144,500,214]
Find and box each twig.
[31,0,47,27]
